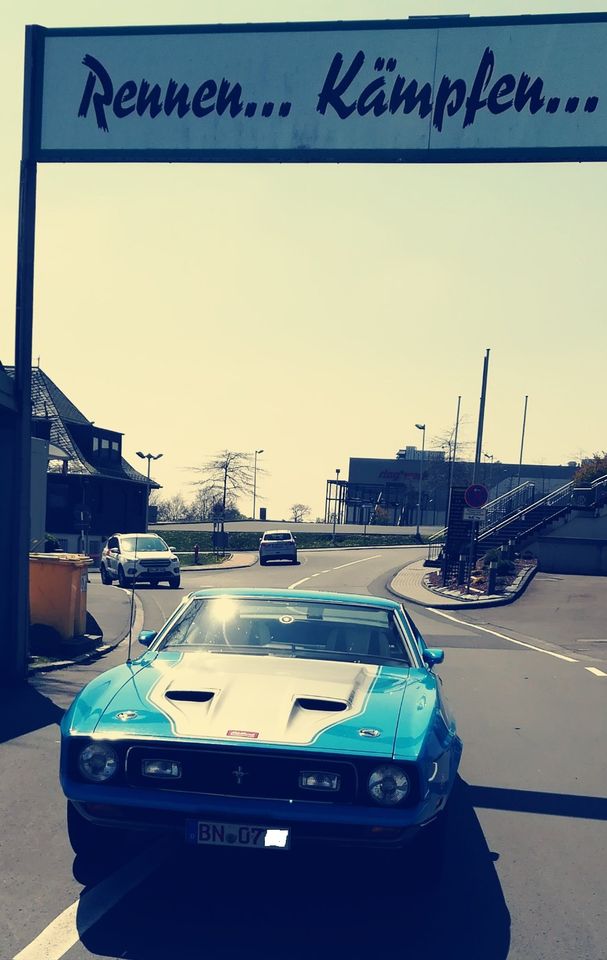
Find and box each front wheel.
[118,566,133,588]
[169,575,181,589]
[99,564,112,585]
[67,801,112,859]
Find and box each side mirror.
[168,545,176,551]
[138,630,157,646]
[423,648,445,668]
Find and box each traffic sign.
[463,507,485,520]
[464,484,489,509]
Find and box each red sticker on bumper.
[227,729,259,739]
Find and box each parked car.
[100,533,180,588]
[259,529,297,565]
[61,588,461,858]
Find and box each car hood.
[92,651,411,757]
[122,551,176,561]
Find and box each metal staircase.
[427,473,607,564]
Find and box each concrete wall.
[530,536,607,575]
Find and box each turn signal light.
[142,759,182,779]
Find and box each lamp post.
[252,449,264,520]
[332,468,341,543]
[136,451,163,532]
[415,424,426,539]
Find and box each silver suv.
[100,533,181,588]
[259,530,297,565]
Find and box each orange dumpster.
[29,553,92,641]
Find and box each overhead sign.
[26,14,607,163]
[464,484,489,509]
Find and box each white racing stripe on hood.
[146,653,379,745]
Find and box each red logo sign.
[464,484,489,508]
[227,729,259,739]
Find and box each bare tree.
[191,451,254,517]
[290,503,311,523]
[154,493,188,521]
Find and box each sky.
[2,0,607,520]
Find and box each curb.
[28,591,144,675]
[179,557,258,572]
[387,560,538,609]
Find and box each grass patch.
[175,552,229,565]
[165,531,426,553]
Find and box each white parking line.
[13,839,170,960]
[430,608,578,663]
[585,666,607,677]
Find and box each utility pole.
[472,349,490,484]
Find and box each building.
[5,366,158,561]
[325,451,578,526]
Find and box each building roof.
[3,366,158,487]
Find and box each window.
[92,437,99,452]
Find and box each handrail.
[479,479,574,541]
[428,480,537,544]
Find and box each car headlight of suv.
[368,765,410,806]
[78,743,119,783]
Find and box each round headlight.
[78,743,118,783]
[368,765,410,806]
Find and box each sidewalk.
[179,551,258,572]
[389,557,537,609]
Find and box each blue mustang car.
[61,588,461,856]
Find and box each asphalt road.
[2,548,605,960]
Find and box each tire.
[118,566,133,589]
[259,557,267,566]
[67,801,112,859]
[99,564,112,585]
[169,575,181,589]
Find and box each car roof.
[187,587,400,610]
[262,529,293,535]
[115,532,162,538]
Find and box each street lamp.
[332,468,341,542]
[483,452,494,492]
[252,449,264,520]
[415,424,426,539]
[136,451,163,532]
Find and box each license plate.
[186,820,290,850]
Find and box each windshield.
[121,536,169,553]
[263,533,292,541]
[159,597,410,665]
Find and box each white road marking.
[575,638,607,643]
[288,554,381,590]
[430,609,578,663]
[585,667,607,677]
[13,839,170,960]
[288,576,312,590]
[331,555,382,570]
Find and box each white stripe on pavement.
[585,666,607,677]
[330,555,382,570]
[430,609,578,663]
[288,554,382,590]
[13,839,170,960]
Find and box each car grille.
[139,560,171,569]
[125,745,358,804]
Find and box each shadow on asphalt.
[78,777,511,960]
[0,680,64,743]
